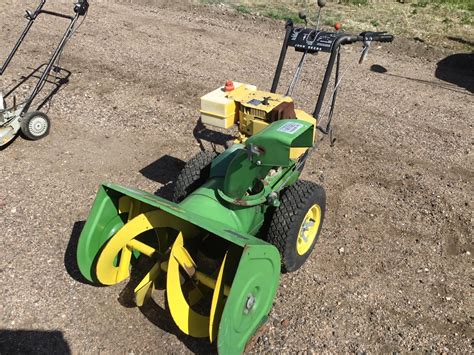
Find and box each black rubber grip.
[373,34,394,43]
[360,32,394,43]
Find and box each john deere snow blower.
[76,1,393,353]
[0,0,89,147]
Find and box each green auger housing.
[76,119,325,354]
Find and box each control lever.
[359,40,371,64]
[315,0,326,31]
[358,31,390,63]
[298,11,308,28]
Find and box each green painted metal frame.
[76,119,316,353]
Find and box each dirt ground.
[0,0,472,353]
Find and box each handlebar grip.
[360,32,394,43]
[74,0,89,16]
[374,34,394,43]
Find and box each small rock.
[338,247,345,255]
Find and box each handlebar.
[338,32,395,45]
[312,31,393,119]
[363,32,394,43]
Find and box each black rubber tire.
[172,150,217,203]
[20,111,51,141]
[266,180,326,273]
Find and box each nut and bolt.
[244,294,255,314]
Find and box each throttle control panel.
[288,28,339,53]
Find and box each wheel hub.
[28,116,48,136]
[297,204,321,256]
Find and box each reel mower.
[76,1,393,353]
[0,0,89,147]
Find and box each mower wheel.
[172,150,217,203]
[20,111,51,140]
[266,180,326,273]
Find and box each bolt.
[244,294,255,314]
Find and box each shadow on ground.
[64,220,98,285]
[0,329,70,354]
[370,58,474,94]
[193,118,234,151]
[140,154,186,198]
[435,53,474,93]
[117,265,217,355]
[2,63,71,111]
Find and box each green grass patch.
[434,0,474,11]
[200,0,222,4]
[233,4,251,14]
[261,7,304,24]
[199,0,473,51]
[460,12,473,24]
[340,0,369,5]
[370,19,380,28]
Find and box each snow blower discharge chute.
[76,2,393,353]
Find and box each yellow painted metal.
[195,271,230,297]
[297,204,322,256]
[229,88,293,114]
[95,210,198,285]
[127,239,156,257]
[251,119,269,135]
[295,109,317,142]
[289,147,308,160]
[209,253,228,343]
[134,262,161,307]
[128,200,142,221]
[174,245,197,277]
[94,205,236,340]
[167,232,210,338]
[118,196,131,214]
[187,283,205,306]
[96,213,155,285]
[289,109,318,160]
[200,83,256,129]
[116,245,133,282]
[232,88,294,136]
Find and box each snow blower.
[0,0,89,147]
[76,1,393,353]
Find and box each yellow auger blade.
[167,232,210,338]
[209,253,227,343]
[95,210,199,286]
[134,262,161,307]
[173,244,197,278]
[96,212,159,285]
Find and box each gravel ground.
[0,1,472,353]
